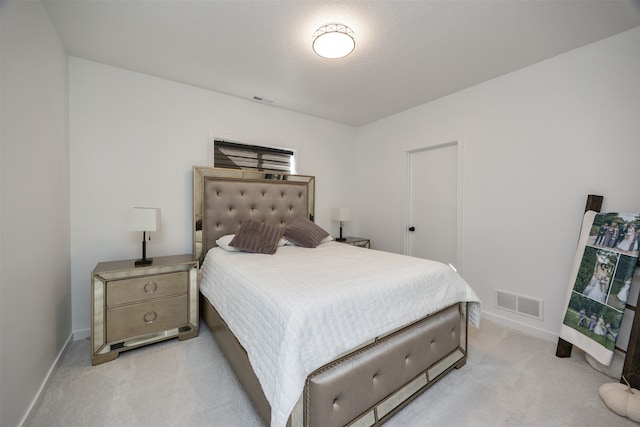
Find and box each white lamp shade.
[331,207,352,222]
[127,207,160,232]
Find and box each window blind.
[213,140,294,173]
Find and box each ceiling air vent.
[252,96,273,104]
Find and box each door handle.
[408,226,416,232]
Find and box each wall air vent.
[495,289,543,320]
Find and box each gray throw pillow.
[229,219,282,255]
[283,216,329,248]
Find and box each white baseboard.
[72,328,90,341]
[482,310,558,343]
[19,332,73,427]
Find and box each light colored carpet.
[27,319,636,427]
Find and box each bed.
[193,166,480,427]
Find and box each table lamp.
[331,207,352,241]
[127,207,160,266]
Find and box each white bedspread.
[200,242,480,427]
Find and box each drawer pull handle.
[143,311,158,324]
[143,281,158,293]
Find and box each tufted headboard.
[193,166,315,263]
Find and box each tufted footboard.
[201,294,468,427]
[304,303,465,427]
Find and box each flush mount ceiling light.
[312,23,355,59]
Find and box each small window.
[209,138,295,173]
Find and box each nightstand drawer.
[106,294,188,342]
[106,271,188,306]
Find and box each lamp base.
[335,238,346,242]
[135,258,153,267]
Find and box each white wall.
[69,58,357,334]
[4,6,636,422]
[0,2,70,426]
[355,27,640,340]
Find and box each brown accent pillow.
[229,219,283,255]
[283,216,329,248]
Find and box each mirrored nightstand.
[337,236,370,249]
[91,254,198,365]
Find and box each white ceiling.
[43,0,640,127]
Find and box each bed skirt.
[201,294,469,427]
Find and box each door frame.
[405,140,464,273]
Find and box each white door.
[407,143,459,268]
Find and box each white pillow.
[216,234,288,252]
[216,234,241,251]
